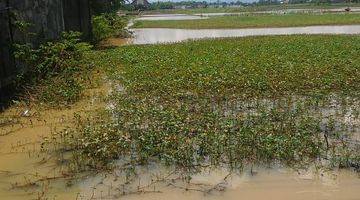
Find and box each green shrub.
[92,14,130,42]
[92,15,113,42]
[14,32,93,106]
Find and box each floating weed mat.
[47,35,360,179]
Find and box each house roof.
[132,0,150,5]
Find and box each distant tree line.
[130,0,250,10]
[256,0,359,5]
[144,0,358,10]
[90,0,126,14]
[122,0,358,11]
[89,0,358,12]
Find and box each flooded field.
[1,8,360,200]
[0,84,108,199]
[60,35,360,200]
[1,129,359,200]
[116,25,360,45]
[3,85,357,200]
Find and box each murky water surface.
[73,167,360,200]
[122,25,360,45]
[1,103,360,200]
[122,170,360,200]
[137,14,207,21]
[0,84,108,200]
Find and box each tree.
[90,0,125,14]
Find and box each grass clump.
[14,32,93,106]
[50,35,360,175]
[133,13,360,29]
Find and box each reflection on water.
[137,14,207,21]
[125,25,360,45]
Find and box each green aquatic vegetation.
[133,13,360,29]
[50,35,360,174]
[113,35,360,98]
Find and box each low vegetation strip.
[51,35,360,175]
[142,3,360,15]
[133,13,360,29]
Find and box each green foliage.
[13,20,32,33]
[92,14,130,43]
[149,1,175,10]
[90,0,125,14]
[50,35,360,174]
[112,35,360,98]
[14,32,93,106]
[92,15,113,42]
[58,99,328,170]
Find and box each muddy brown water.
[123,169,360,200]
[111,25,360,45]
[0,83,108,199]
[137,14,207,21]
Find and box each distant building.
[132,0,150,7]
[174,5,187,9]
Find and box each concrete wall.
[63,0,92,39]
[0,0,91,85]
[10,0,92,45]
[0,1,15,90]
[9,0,65,45]
[0,0,92,104]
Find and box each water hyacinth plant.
[49,35,360,175]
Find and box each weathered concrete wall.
[63,0,92,39]
[0,0,91,105]
[10,0,65,45]
[0,1,15,89]
[9,0,92,43]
